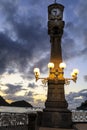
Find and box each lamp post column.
[41,3,72,128]
[50,36,62,69]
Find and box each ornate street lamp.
[33,1,79,128]
[34,62,79,85]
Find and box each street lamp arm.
[34,63,79,85]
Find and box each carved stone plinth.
[45,80,67,108]
[41,109,72,128]
[41,80,72,128]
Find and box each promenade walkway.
[39,123,87,130]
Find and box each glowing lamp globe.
[34,68,40,75]
[73,69,79,75]
[48,62,54,69]
[59,62,66,69]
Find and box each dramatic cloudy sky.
[0,0,87,109]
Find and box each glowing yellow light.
[33,94,46,102]
[34,68,40,73]
[34,68,40,76]
[73,69,79,75]
[6,99,13,104]
[48,62,54,69]
[59,62,66,69]
[71,72,76,77]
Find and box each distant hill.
[0,96,9,106]
[77,100,87,110]
[0,96,33,108]
[10,100,33,108]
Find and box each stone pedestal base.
[41,109,72,128]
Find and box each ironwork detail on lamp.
[34,62,79,85]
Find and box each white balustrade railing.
[0,113,28,126]
[72,110,87,122]
[0,110,87,127]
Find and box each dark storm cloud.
[76,0,87,21]
[62,31,76,60]
[62,0,87,60]
[28,83,38,88]
[5,84,22,94]
[66,89,87,109]
[4,84,34,103]
[0,0,87,80]
[29,0,42,5]
[62,23,87,60]
[80,89,87,98]
[5,94,34,103]
[0,32,33,74]
[0,0,50,77]
[26,91,33,96]
[12,16,49,52]
[0,0,18,24]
